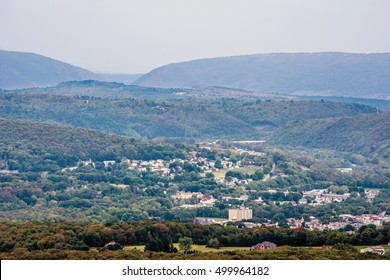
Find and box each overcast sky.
[1,0,390,73]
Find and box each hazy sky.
[1,0,390,73]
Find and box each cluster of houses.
[196,156,240,172]
[125,159,171,177]
[254,187,380,207]
[287,212,390,231]
[215,176,253,188]
[338,213,390,227]
[172,190,253,209]
[194,212,390,233]
[252,187,359,207]
[299,189,351,205]
[61,154,246,180]
[59,150,387,235]
[172,191,219,209]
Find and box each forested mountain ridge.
[1,80,185,99]
[269,113,390,160]
[0,118,186,172]
[0,94,377,139]
[133,52,390,99]
[1,80,291,100]
[0,50,102,89]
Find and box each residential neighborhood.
[56,144,388,235]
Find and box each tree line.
[1,220,389,254]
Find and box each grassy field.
[213,167,259,179]
[354,245,390,250]
[125,244,390,252]
[125,244,250,252]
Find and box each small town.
[58,144,389,235]
[1,0,390,269]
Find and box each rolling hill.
[133,52,390,99]
[2,80,186,99]
[0,93,377,139]
[269,113,390,159]
[0,118,186,171]
[1,80,291,100]
[0,50,102,89]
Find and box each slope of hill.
[2,80,291,100]
[0,118,186,171]
[16,80,186,99]
[269,113,390,160]
[0,94,377,139]
[0,50,102,89]
[298,96,390,111]
[134,52,390,99]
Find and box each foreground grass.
[125,244,249,252]
[2,246,389,260]
[126,243,390,254]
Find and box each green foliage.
[269,113,390,161]
[0,119,186,172]
[0,94,376,139]
[0,221,389,259]
[144,223,176,253]
[206,238,221,249]
[105,242,123,251]
[178,237,193,253]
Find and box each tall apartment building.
[228,206,253,221]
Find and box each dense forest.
[0,220,389,260]
[3,80,184,99]
[0,93,376,139]
[269,113,390,160]
[6,80,390,110]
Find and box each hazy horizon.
[1,0,390,74]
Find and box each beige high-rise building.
[228,206,253,221]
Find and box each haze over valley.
[1,0,390,261]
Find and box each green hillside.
[269,113,390,160]
[0,94,376,139]
[3,80,184,99]
[298,96,390,111]
[0,118,389,228]
[0,118,186,172]
[2,80,290,100]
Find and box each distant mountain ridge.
[0,50,102,89]
[133,52,390,99]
